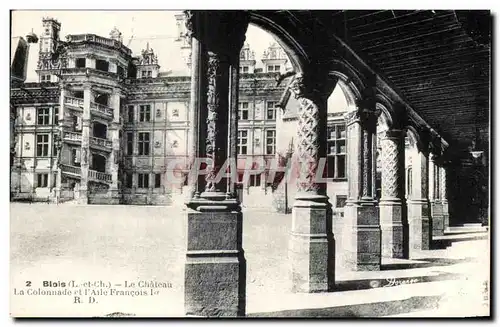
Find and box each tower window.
[75,58,86,68]
[95,59,109,72]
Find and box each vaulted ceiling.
[269,10,491,153]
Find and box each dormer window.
[147,71,152,78]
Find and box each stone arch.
[248,13,310,73]
[406,125,425,154]
[376,102,393,132]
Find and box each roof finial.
[146,42,149,50]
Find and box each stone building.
[10,17,287,205]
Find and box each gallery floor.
[10,203,489,318]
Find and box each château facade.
[10,17,288,205]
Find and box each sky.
[11,10,281,82]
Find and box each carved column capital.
[346,109,378,132]
[184,10,249,60]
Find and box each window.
[155,173,161,188]
[407,167,413,197]
[117,65,124,77]
[139,105,151,122]
[74,116,82,131]
[266,101,277,120]
[72,148,81,164]
[36,173,48,188]
[95,59,109,72]
[127,105,135,122]
[37,108,50,125]
[36,134,49,157]
[125,173,133,188]
[327,124,347,179]
[141,71,147,78]
[138,173,149,188]
[75,58,86,68]
[250,174,261,187]
[237,130,248,155]
[147,71,152,78]
[40,74,51,82]
[336,195,347,208]
[267,65,274,72]
[274,65,281,72]
[238,102,249,120]
[53,107,59,125]
[138,132,150,155]
[126,132,134,155]
[240,66,249,73]
[266,130,276,155]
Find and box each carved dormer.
[261,42,288,74]
[136,43,160,78]
[109,27,123,43]
[239,42,256,74]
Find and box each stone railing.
[61,164,81,176]
[64,131,82,142]
[90,136,112,148]
[65,34,132,55]
[89,170,112,183]
[90,102,113,117]
[64,96,84,108]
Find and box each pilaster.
[343,96,381,271]
[379,128,408,259]
[108,89,121,203]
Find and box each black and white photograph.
[8,8,491,318]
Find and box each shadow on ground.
[381,257,474,271]
[247,295,442,317]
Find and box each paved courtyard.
[10,203,490,318]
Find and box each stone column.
[430,154,444,237]
[344,99,381,271]
[183,11,249,317]
[108,89,121,203]
[379,128,408,259]
[185,36,201,202]
[78,84,91,204]
[288,73,335,293]
[440,165,449,230]
[408,147,431,253]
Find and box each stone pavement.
[10,203,489,317]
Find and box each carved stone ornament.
[24,142,30,150]
[204,52,220,192]
[156,108,161,118]
[26,113,31,121]
[154,140,161,148]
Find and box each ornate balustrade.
[88,170,112,182]
[90,102,113,117]
[63,131,82,142]
[61,164,81,176]
[64,96,84,108]
[90,136,112,149]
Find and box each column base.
[184,202,246,317]
[289,194,335,293]
[408,199,431,254]
[431,201,444,237]
[76,189,88,205]
[107,188,121,205]
[342,202,381,271]
[379,200,408,259]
